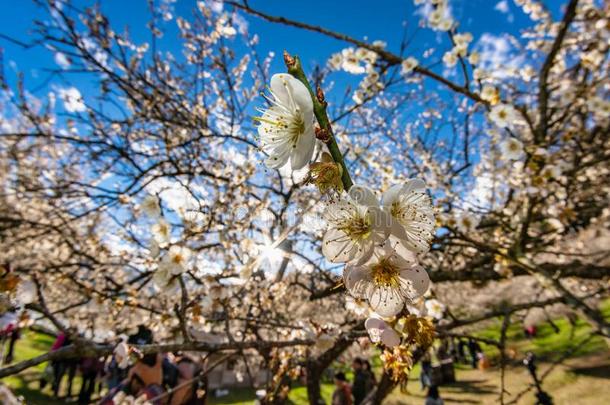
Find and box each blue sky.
[0,0,571,272]
[0,0,571,226]
[0,0,568,95]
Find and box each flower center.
[255,109,305,146]
[339,213,372,242]
[391,201,417,225]
[371,258,400,288]
[290,113,306,144]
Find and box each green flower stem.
[287,55,354,191]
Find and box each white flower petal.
[349,185,378,207]
[381,184,404,208]
[399,264,430,299]
[322,228,359,263]
[289,124,315,169]
[344,265,372,299]
[364,317,384,331]
[402,178,426,194]
[380,328,401,348]
[269,73,313,115]
[387,235,418,263]
[368,288,404,317]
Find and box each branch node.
[315,126,331,143]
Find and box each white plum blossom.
[489,103,518,128]
[365,317,400,347]
[453,33,473,57]
[453,32,473,48]
[546,218,564,232]
[322,186,389,264]
[300,323,338,352]
[437,19,453,31]
[457,212,480,233]
[345,296,370,317]
[500,138,524,160]
[151,219,171,245]
[381,179,435,254]
[424,299,446,320]
[468,51,480,65]
[16,279,37,305]
[340,48,367,74]
[401,57,419,76]
[256,74,315,170]
[343,241,430,317]
[423,0,454,31]
[54,52,71,69]
[219,25,237,38]
[540,164,561,180]
[140,195,161,218]
[480,85,499,105]
[162,245,192,275]
[153,263,180,293]
[328,53,343,70]
[58,87,86,112]
[442,50,458,67]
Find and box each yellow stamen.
[339,214,371,242]
[371,258,400,287]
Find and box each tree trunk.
[361,372,395,405]
[306,362,323,405]
[304,330,361,405]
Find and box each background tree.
[0,0,608,404]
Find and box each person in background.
[362,360,376,395]
[525,324,537,338]
[351,358,367,405]
[78,356,103,404]
[477,351,491,370]
[420,356,432,389]
[50,331,78,398]
[128,325,154,346]
[457,339,467,363]
[0,310,19,364]
[425,385,444,405]
[105,353,127,391]
[332,372,352,405]
[467,339,481,369]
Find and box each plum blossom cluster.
[415,0,454,32]
[442,32,474,68]
[327,45,382,75]
[255,66,436,341]
[364,299,443,350]
[327,45,388,103]
[140,195,193,293]
[375,314,435,386]
[0,270,37,315]
[326,181,435,317]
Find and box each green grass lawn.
[474,299,610,362]
[3,300,609,404]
